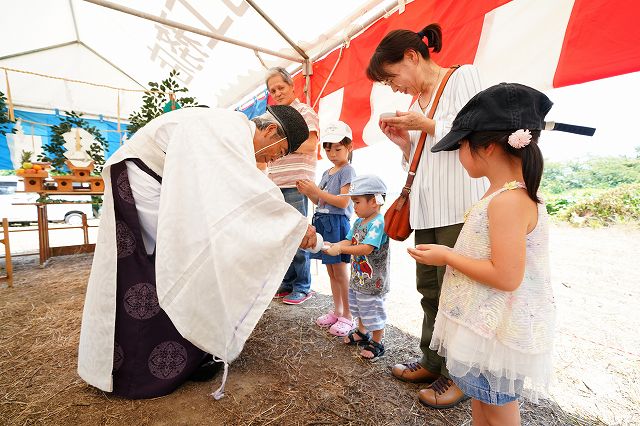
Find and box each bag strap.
[398,65,460,201]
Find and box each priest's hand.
[299,225,317,249]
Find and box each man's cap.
[341,174,387,197]
[320,121,353,143]
[266,105,309,153]
[431,82,595,153]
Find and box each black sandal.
[344,329,371,346]
[361,340,385,361]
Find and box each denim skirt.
[452,371,521,406]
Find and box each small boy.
[324,175,389,361]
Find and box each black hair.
[467,131,544,203]
[322,137,353,163]
[366,23,442,82]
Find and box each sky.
[535,71,639,161]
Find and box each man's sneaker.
[282,290,314,305]
[273,287,292,299]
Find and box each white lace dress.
[430,182,555,402]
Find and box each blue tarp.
[236,90,268,119]
[1,93,268,170]
[0,109,126,170]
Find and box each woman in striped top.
[367,23,489,408]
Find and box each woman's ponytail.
[418,23,442,53]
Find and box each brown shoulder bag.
[384,66,459,241]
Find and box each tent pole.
[81,0,304,63]
[79,42,146,89]
[69,0,81,41]
[304,60,312,105]
[225,0,399,108]
[311,0,398,65]
[245,0,308,60]
[0,41,77,61]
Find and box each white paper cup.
[379,112,396,120]
[306,233,324,253]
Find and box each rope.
[15,118,126,134]
[117,90,122,145]
[0,66,172,95]
[211,361,229,400]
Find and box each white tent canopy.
[1,0,395,118]
[2,0,638,147]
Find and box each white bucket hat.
[320,121,353,143]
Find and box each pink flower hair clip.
[508,129,532,149]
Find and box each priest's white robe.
[78,108,308,392]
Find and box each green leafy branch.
[127,70,198,135]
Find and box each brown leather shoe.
[418,376,469,409]
[391,361,439,383]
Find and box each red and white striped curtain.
[291,0,640,149]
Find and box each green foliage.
[38,111,109,174]
[542,156,640,226]
[127,70,198,135]
[556,184,640,227]
[0,90,15,136]
[541,157,640,194]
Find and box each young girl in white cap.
[324,174,390,361]
[296,121,356,337]
[408,82,594,422]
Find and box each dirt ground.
[1,223,639,425]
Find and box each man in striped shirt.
[266,67,320,305]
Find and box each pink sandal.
[316,311,338,328]
[329,316,354,337]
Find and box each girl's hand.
[381,111,429,131]
[407,244,451,266]
[324,243,342,256]
[296,179,319,196]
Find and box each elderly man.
[78,105,316,399]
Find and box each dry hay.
[0,254,597,425]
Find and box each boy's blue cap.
[341,174,387,198]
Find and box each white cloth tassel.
[211,362,229,400]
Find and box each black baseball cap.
[431,83,595,153]
[266,105,310,154]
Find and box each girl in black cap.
[408,83,558,425]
